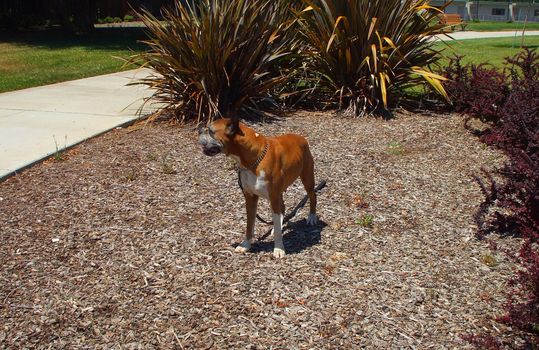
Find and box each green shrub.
[295,0,448,116]
[387,141,405,155]
[104,16,114,23]
[113,17,122,23]
[123,14,135,22]
[355,214,374,228]
[129,0,297,123]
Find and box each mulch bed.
[0,111,522,348]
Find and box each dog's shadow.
[247,218,327,255]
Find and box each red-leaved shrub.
[499,241,539,342]
[479,48,539,242]
[443,48,539,349]
[441,56,510,124]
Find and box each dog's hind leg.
[300,156,318,225]
[235,192,258,253]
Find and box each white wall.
[444,3,467,17]
[513,4,539,21]
[469,3,510,21]
[430,0,539,22]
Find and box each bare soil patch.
[0,111,519,348]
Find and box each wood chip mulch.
[0,111,523,349]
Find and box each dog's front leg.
[270,193,285,258]
[235,192,258,253]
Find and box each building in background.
[431,0,539,22]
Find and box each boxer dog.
[198,118,318,258]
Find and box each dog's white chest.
[240,169,269,199]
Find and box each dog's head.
[198,118,244,157]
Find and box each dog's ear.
[225,117,244,137]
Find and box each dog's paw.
[273,247,286,258]
[306,213,318,225]
[235,240,251,253]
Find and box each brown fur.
[208,118,317,221]
[205,119,316,257]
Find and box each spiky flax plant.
[130,0,297,123]
[297,0,449,116]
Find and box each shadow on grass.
[492,44,539,49]
[0,27,148,51]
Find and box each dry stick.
[256,180,327,242]
[3,287,18,305]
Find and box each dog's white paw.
[273,247,286,258]
[306,213,318,225]
[235,240,251,253]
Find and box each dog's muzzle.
[198,128,223,157]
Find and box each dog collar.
[244,141,269,171]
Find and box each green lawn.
[435,35,539,68]
[464,20,539,32]
[1,27,538,94]
[0,28,146,93]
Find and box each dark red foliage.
[480,48,539,242]
[462,333,505,350]
[443,48,539,349]
[498,241,539,345]
[441,56,510,124]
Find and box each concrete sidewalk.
[0,69,156,180]
[433,30,539,41]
